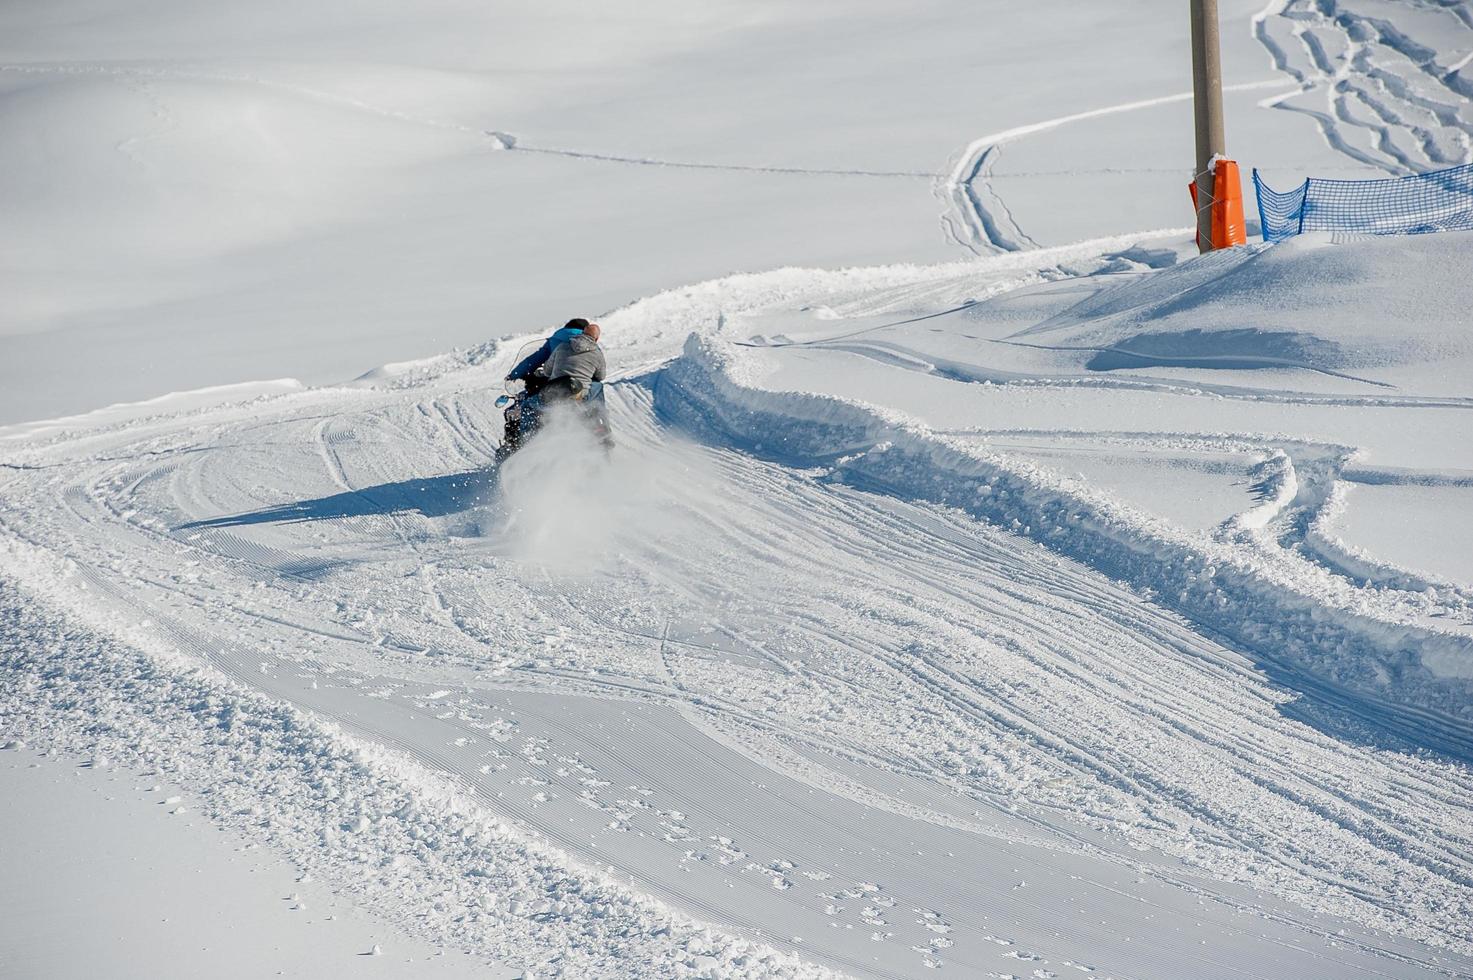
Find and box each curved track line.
[938,81,1285,254]
[1251,0,1473,177]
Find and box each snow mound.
[1010,232,1473,391]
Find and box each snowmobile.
[494,342,613,464]
[493,376,532,463]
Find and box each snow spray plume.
[489,407,721,575]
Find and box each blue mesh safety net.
[1253,163,1473,242]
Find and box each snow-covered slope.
[4,1,1473,977]
[5,0,1468,424]
[4,229,1473,977]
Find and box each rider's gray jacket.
[538,333,607,394]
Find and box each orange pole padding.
[1187,159,1247,250]
[1212,158,1246,247]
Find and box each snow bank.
[657,334,1473,745]
[1009,231,1473,391]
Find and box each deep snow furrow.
[653,340,1473,946]
[608,395,1473,907]
[2,450,1349,949]
[518,394,1461,896]
[611,395,1473,862]
[940,144,1035,254]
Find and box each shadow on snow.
[177,470,494,530]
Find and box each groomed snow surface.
[5,0,1473,977]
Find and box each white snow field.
[6,0,1463,423]
[4,0,1473,978]
[0,754,509,979]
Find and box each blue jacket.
[508,326,585,381]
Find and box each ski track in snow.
[943,0,1473,255]
[4,236,1473,976]
[19,0,1466,274]
[1252,0,1473,176]
[0,61,936,182]
[936,82,1287,255]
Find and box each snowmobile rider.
[497,317,590,459]
[499,317,613,453]
[506,317,591,393]
[537,321,613,450]
[539,320,607,402]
